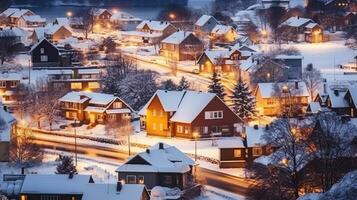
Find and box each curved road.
[33,137,255,196]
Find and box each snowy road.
[33,135,253,196]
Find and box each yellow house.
[210,25,238,44]
[255,81,309,116]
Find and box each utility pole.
[28,59,31,85]
[74,119,78,166]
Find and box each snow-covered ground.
[196,186,245,200]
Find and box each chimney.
[295,81,299,89]
[146,149,150,154]
[116,181,122,192]
[69,172,74,179]
[159,142,164,150]
[323,83,327,93]
[334,89,339,96]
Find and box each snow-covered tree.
[303,63,322,99]
[56,155,77,175]
[177,76,190,91]
[160,79,178,91]
[208,72,226,101]
[231,78,255,122]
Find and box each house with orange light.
[120,20,177,45]
[159,31,204,61]
[210,25,238,44]
[197,48,242,74]
[0,73,21,109]
[138,90,242,138]
[194,15,219,38]
[92,8,113,25]
[44,24,72,42]
[58,91,133,124]
[254,81,309,116]
[280,16,324,43]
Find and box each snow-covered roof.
[78,69,101,75]
[275,54,303,60]
[138,90,185,115]
[22,15,46,23]
[84,106,106,113]
[59,91,115,105]
[170,91,216,123]
[347,87,357,108]
[29,38,58,53]
[55,17,70,26]
[305,22,319,29]
[218,126,266,148]
[257,81,309,98]
[211,25,235,35]
[281,16,313,28]
[1,8,20,17]
[110,11,141,22]
[120,30,162,38]
[82,184,146,200]
[0,73,22,81]
[307,102,322,113]
[117,143,195,173]
[92,8,111,17]
[20,174,93,195]
[137,20,173,32]
[10,9,33,18]
[0,105,16,142]
[195,15,217,26]
[45,24,72,35]
[32,27,46,39]
[161,31,194,44]
[46,69,73,75]
[327,88,349,108]
[201,49,230,65]
[106,108,132,114]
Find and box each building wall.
[146,96,172,137]
[178,34,204,61]
[51,27,72,42]
[0,142,10,162]
[31,40,60,67]
[118,172,158,189]
[194,17,218,37]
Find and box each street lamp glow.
[261,29,267,37]
[169,13,176,20]
[66,11,73,17]
[112,8,118,14]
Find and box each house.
[120,20,177,45]
[139,90,242,138]
[0,27,28,48]
[29,38,73,68]
[273,54,303,79]
[261,0,290,9]
[54,17,70,26]
[194,15,219,38]
[20,174,148,200]
[342,86,357,117]
[110,11,142,31]
[255,81,310,116]
[197,48,243,74]
[0,73,21,109]
[313,84,350,116]
[44,24,72,42]
[20,174,94,200]
[82,183,150,200]
[159,31,204,61]
[210,25,238,44]
[8,9,35,26]
[58,91,133,124]
[92,8,112,25]
[47,68,102,91]
[280,16,324,43]
[17,15,46,28]
[0,105,16,162]
[218,126,274,168]
[116,142,196,190]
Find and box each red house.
[139,90,242,138]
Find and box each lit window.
[88,82,100,89]
[205,111,223,119]
[152,109,157,116]
[113,102,122,108]
[0,81,5,88]
[233,149,241,158]
[40,55,48,62]
[138,176,144,184]
[71,82,82,90]
[253,148,262,156]
[184,126,190,134]
[159,123,163,131]
[177,125,183,133]
[126,175,136,184]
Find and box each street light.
[169,13,176,20]
[193,132,199,162]
[66,11,72,18]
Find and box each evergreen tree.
[56,155,77,174]
[177,76,190,91]
[208,72,226,100]
[231,78,256,122]
[161,79,178,91]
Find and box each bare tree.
[307,112,357,192]
[302,63,322,100]
[260,118,313,199]
[0,15,8,26]
[261,6,287,41]
[0,30,18,65]
[75,9,94,39]
[10,125,44,167]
